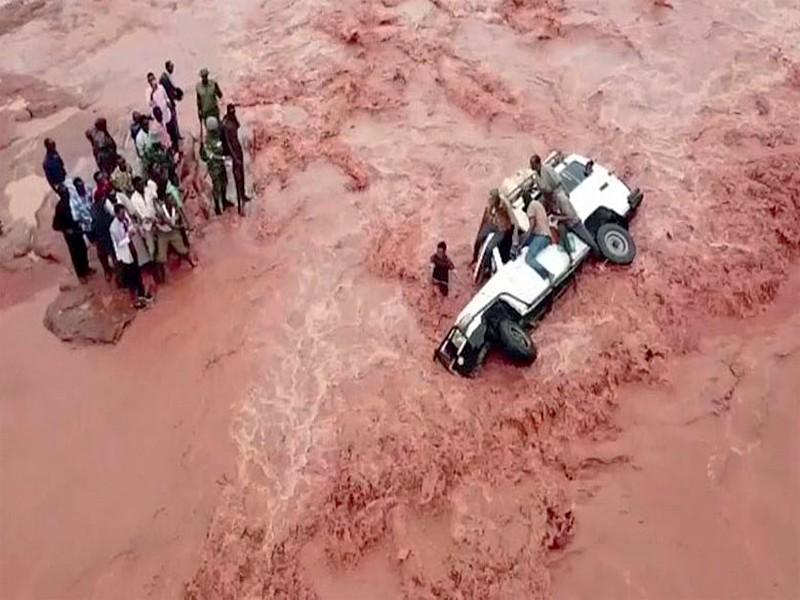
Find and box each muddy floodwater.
[1,0,799,598]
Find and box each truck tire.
[596,223,636,265]
[498,319,537,365]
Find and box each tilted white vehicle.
[435,152,644,376]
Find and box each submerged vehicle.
[436,151,643,376]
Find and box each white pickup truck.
[435,152,644,376]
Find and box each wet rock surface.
[0,220,33,268]
[43,282,137,344]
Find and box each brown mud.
[1,0,799,598]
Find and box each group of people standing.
[43,61,249,309]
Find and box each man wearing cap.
[196,68,223,130]
[200,116,229,215]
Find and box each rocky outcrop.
[31,193,64,263]
[43,283,137,344]
[0,220,33,268]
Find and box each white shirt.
[146,83,172,124]
[116,192,134,215]
[110,217,135,264]
[135,128,149,158]
[130,189,156,224]
[150,119,171,149]
[145,179,159,203]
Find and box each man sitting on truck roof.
[518,198,553,282]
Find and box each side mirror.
[585,160,594,176]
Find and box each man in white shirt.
[151,106,172,151]
[129,176,157,259]
[109,203,150,308]
[135,117,152,176]
[147,72,178,151]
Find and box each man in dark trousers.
[430,241,456,296]
[221,103,249,214]
[159,60,183,140]
[110,203,151,309]
[52,185,91,283]
[529,154,599,260]
[42,138,67,191]
[91,172,117,281]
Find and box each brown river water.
[1,0,798,598]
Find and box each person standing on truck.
[529,154,599,260]
[431,241,456,297]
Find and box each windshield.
[559,161,589,194]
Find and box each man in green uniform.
[200,117,229,215]
[142,137,176,186]
[196,68,223,134]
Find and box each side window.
[560,161,588,194]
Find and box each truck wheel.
[596,223,636,265]
[498,319,537,365]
